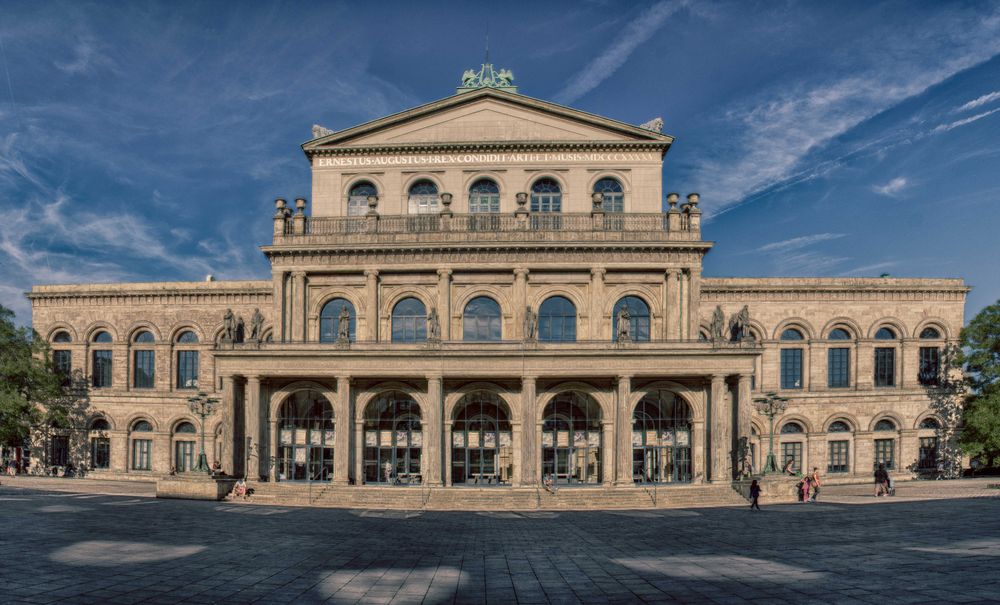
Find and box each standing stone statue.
[222,308,235,341]
[337,306,351,342]
[729,305,751,342]
[235,316,245,343]
[616,306,631,342]
[427,307,440,340]
[249,308,264,341]
[523,306,537,341]
[710,306,725,341]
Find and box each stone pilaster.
[513,268,528,339]
[691,419,706,484]
[665,269,681,340]
[291,271,306,342]
[268,418,278,482]
[590,267,605,340]
[437,269,452,340]
[737,374,752,445]
[521,376,537,485]
[615,375,633,484]
[687,267,701,340]
[365,269,379,342]
[425,376,443,485]
[244,375,261,480]
[710,374,730,482]
[220,375,236,476]
[334,376,352,484]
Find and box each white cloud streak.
[955,90,1000,113]
[554,1,686,104]
[872,176,908,196]
[932,107,1000,133]
[755,233,846,253]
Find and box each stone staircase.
[244,481,748,511]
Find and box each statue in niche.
[234,316,245,343]
[427,307,440,340]
[710,306,726,341]
[249,308,264,341]
[523,306,537,341]
[337,306,351,342]
[616,306,632,343]
[729,305,751,342]
[222,308,235,341]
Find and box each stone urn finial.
[666,193,679,211]
[592,192,604,210]
[274,198,287,217]
[687,193,700,208]
[294,198,307,215]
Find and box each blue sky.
[1,0,999,325]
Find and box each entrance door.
[175,441,194,472]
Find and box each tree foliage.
[0,304,74,448]
[957,300,1000,466]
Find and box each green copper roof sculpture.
[457,63,517,94]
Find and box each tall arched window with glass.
[780,328,804,389]
[175,331,199,389]
[593,177,624,212]
[173,422,197,472]
[391,297,427,343]
[89,418,111,470]
[632,391,692,483]
[780,422,804,473]
[827,328,851,389]
[530,178,562,229]
[874,419,897,469]
[874,327,896,387]
[538,296,576,342]
[468,179,500,213]
[451,392,513,485]
[133,330,155,389]
[463,296,501,341]
[91,331,113,388]
[363,393,421,484]
[276,390,334,482]
[51,331,72,387]
[407,180,439,214]
[319,298,356,343]
[541,392,602,485]
[347,181,377,216]
[919,326,942,386]
[130,420,153,471]
[613,296,650,342]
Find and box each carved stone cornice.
[306,141,670,159]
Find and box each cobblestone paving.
[1,479,999,604]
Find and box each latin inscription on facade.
[315,152,659,168]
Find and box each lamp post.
[753,392,789,474]
[187,392,220,474]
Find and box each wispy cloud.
[755,233,846,253]
[554,1,685,104]
[932,107,1000,133]
[955,90,1000,112]
[872,176,908,196]
[53,36,113,75]
[750,233,849,275]
[838,261,899,277]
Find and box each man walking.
[809,467,822,502]
[874,463,889,497]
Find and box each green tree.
[0,304,80,453]
[957,300,1000,466]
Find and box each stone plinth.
[734,476,801,504]
[156,475,236,501]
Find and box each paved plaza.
[1,479,1000,604]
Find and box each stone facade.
[27,81,967,496]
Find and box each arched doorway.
[276,390,334,482]
[363,392,422,485]
[541,392,602,485]
[451,392,513,486]
[632,391,692,483]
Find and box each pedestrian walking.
[809,467,821,502]
[749,479,761,511]
[799,477,809,503]
[874,463,889,497]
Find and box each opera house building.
[27,66,967,505]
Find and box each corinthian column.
[424,376,443,486]
[244,376,261,480]
[333,376,352,485]
[615,375,633,484]
[710,374,731,482]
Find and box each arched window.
[874,419,896,431]
[828,420,851,433]
[780,422,804,434]
[407,179,439,214]
[130,420,153,471]
[133,330,154,343]
[392,297,427,343]
[538,296,576,342]
[348,181,377,216]
[133,331,155,389]
[363,392,421,484]
[920,327,941,339]
[632,391,692,483]
[451,392,512,485]
[542,392,602,485]
[875,327,896,340]
[89,418,111,470]
[277,390,335,482]
[90,418,111,431]
[593,177,624,212]
[92,332,113,388]
[172,421,198,472]
[463,296,501,341]
[828,328,851,340]
[919,417,940,430]
[319,298,356,343]
[530,178,562,213]
[52,331,71,343]
[93,331,112,343]
[828,329,851,388]
[612,296,650,342]
[469,179,500,214]
[781,328,804,341]
[175,422,196,433]
[176,330,199,343]
[874,420,896,469]
[175,331,199,390]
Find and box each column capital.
[220,374,236,385]
[364,268,379,278]
[436,268,452,278]
[616,374,633,383]
[590,267,606,278]
[513,267,530,278]
[665,268,681,277]
[521,375,537,384]
[738,373,752,382]
[246,374,261,385]
[335,375,352,385]
[711,373,727,384]
[426,374,443,383]
[291,270,307,279]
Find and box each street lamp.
[753,391,789,474]
[187,392,220,474]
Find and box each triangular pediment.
[303,88,672,151]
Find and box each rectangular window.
[780,349,803,389]
[90,437,110,469]
[50,435,69,467]
[874,347,895,387]
[874,439,895,470]
[919,437,938,470]
[469,194,500,214]
[781,442,802,473]
[828,440,849,473]
[828,347,850,388]
[919,347,940,386]
[133,350,155,389]
[53,350,72,386]
[92,350,112,388]
[176,351,199,389]
[132,439,152,471]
